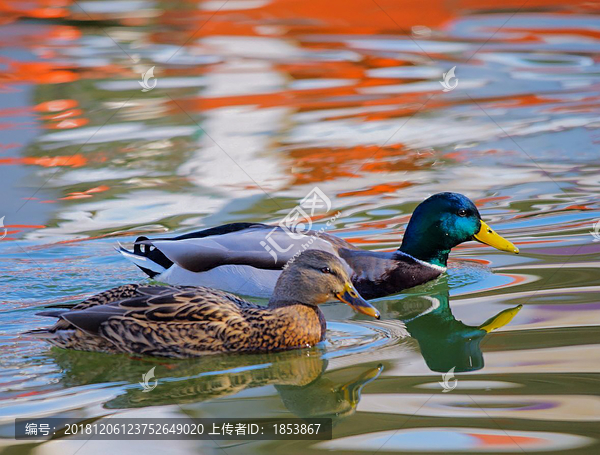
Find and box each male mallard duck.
[28,251,379,358]
[119,192,519,299]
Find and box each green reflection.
[387,288,521,373]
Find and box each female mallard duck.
[28,251,379,358]
[119,192,519,299]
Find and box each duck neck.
[268,290,322,310]
[399,222,450,268]
[400,243,450,268]
[267,298,327,344]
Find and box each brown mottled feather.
[32,285,325,358]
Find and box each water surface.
[1,0,600,454]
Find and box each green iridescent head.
[399,192,518,267]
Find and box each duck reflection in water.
[387,287,522,373]
[48,347,382,418]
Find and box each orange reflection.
[35,100,78,112]
[2,62,77,84]
[61,185,110,200]
[46,118,89,129]
[472,432,538,447]
[0,0,69,22]
[0,155,87,167]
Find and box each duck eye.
[320,267,332,274]
[457,209,467,217]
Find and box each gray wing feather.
[138,226,340,272]
[62,305,127,335]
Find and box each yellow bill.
[479,304,523,333]
[474,220,519,254]
[335,282,380,319]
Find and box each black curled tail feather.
[132,236,173,278]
